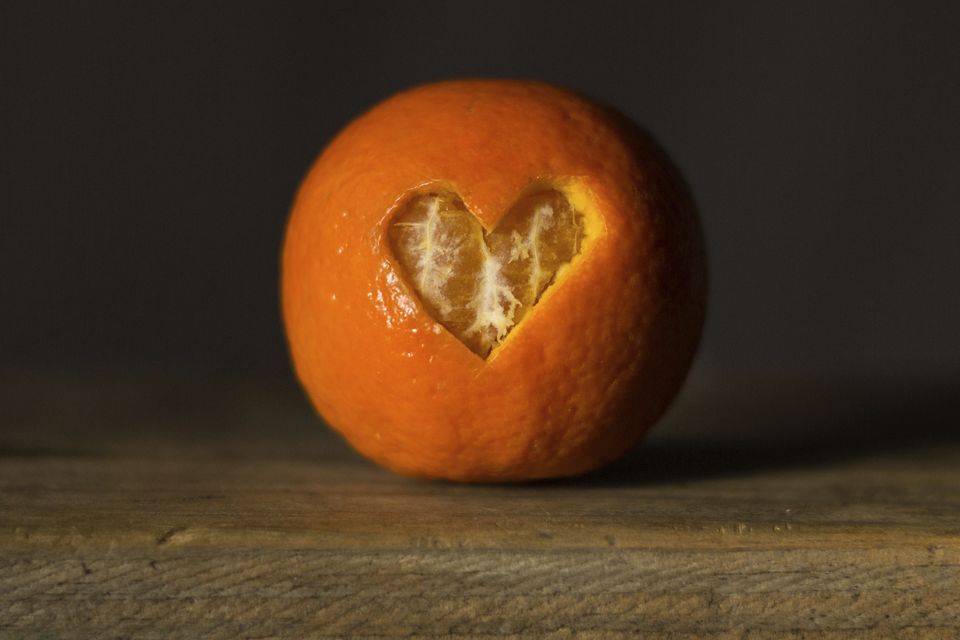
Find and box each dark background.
[2,1,958,380]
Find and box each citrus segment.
[389,188,585,356]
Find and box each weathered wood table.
[1,371,958,638]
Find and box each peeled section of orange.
[388,189,584,357]
[282,79,707,482]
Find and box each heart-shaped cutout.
[389,188,585,357]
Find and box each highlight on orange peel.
[281,79,707,482]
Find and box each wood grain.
[1,372,959,638]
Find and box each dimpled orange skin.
[282,79,706,482]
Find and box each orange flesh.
[389,189,584,356]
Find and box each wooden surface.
[1,370,959,638]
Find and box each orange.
[282,79,706,482]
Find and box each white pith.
[509,202,555,301]
[394,196,458,319]
[464,238,522,345]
